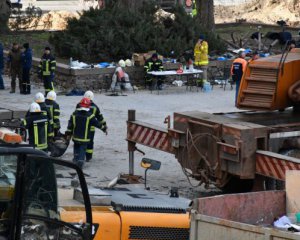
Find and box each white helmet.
[46,91,56,101]
[84,90,94,100]
[34,92,45,103]
[125,59,132,67]
[30,102,41,113]
[118,59,126,68]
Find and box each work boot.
[26,85,31,94]
[77,161,84,169]
[20,84,26,94]
[10,90,15,94]
[86,153,92,162]
[86,156,92,162]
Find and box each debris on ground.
[215,0,300,26]
[10,11,80,30]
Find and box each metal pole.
[258,26,262,51]
[129,151,134,175]
[128,110,136,175]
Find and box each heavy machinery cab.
[0,145,93,240]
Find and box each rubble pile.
[215,0,300,26]
[10,11,80,30]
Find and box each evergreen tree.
[50,1,224,62]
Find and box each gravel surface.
[1,76,238,199]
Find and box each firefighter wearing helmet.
[25,92,54,139]
[45,91,61,137]
[22,102,50,151]
[75,90,107,161]
[65,97,106,168]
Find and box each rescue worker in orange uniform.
[231,51,248,105]
[194,34,209,86]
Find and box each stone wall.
[30,57,181,91]
[5,52,232,91]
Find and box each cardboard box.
[132,53,146,66]
[144,51,163,61]
[132,51,163,66]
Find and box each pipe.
[128,109,136,175]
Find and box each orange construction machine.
[237,48,300,111]
[127,48,300,193]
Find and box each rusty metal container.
[190,191,300,240]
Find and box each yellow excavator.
[0,108,190,240]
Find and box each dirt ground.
[215,0,300,26]
[1,76,238,199]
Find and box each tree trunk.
[0,0,11,33]
[195,0,215,31]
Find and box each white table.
[147,69,203,93]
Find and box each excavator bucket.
[49,134,70,157]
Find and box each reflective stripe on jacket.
[45,99,60,129]
[144,59,164,72]
[38,54,56,76]
[22,112,49,150]
[66,110,103,143]
[75,102,107,133]
[194,41,209,66]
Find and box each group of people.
[143,35,209,90]
[0,42,56,96]
[22,90,107,169]
[142,33,263,108]
[0,42,32,94]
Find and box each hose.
[178,129,221,188]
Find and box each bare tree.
[195,0,215,31]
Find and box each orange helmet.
[79,97,91,109]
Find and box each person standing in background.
[0,42,4,90]
[7,43,22,93]
[38,47,56,95]
[231,51,247,105]
[21,43,32,94]
[194,34,209,87]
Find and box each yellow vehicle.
[0,109,190,240]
